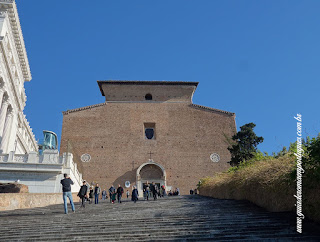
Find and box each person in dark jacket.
[60,173,75,214]
[78,181,88,208]
[143,182,150,200]
[156,185,160,197]
[94,184,101,204]
[150,182,157,200]
[89,187,94,204]
[117,184,124,203]
[109,185,115,203]
[132,186,139,203]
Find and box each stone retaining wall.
[0,193,80,211]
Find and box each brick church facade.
[60,81,236,195]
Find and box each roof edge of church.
[62,103,107,115]
[97,80,199,96]
[190,104,235,116]
[62,102,235,116]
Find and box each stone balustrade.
[0,150,83,193]
[0,150,62,164]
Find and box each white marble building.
[0,0,38,154]
[0,1,83,193]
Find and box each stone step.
[0,195,319,241]
[1,226,316,241]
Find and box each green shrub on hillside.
[227,150,274,173]
[287,134,320,182]
[303,134,320,182]
[303,134,320,166]
[227,159,255,173]
[200,134,320,223]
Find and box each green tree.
[304,133,320,167]
[228,123,264,166]
[274,146,288,158]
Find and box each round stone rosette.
[81,153,91,162]
[210,153,220,162]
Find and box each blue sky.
[17,0,319,154]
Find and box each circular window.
[145,93,152,100]
[81,154,91,162]
[210,153,220,162]
[125,181,131,188]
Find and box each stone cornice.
[62,102,235,117]
[62,102,107,115]
[189,104,235,116]
[0,0,31,82]
[98,80,198,96]
[98,80,199,86]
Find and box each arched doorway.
[136,161,166,197]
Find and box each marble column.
[0,89,4,111]
[0,97,9,137]
[0,108,13,153]
[0,78,5,112]
[6,111,18,153]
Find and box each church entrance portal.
[136,161,166,197]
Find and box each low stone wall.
[0,193,80,211]
[199,182,295,213]
[0,183,29,193]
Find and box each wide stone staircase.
[0,195,319,241]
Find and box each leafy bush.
[227,150,274,173]
[304,134,320,166]
[227,123,264,166]
[302,134,320,182]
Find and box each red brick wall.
[60,102,236,194]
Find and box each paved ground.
[0,195,319,241]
